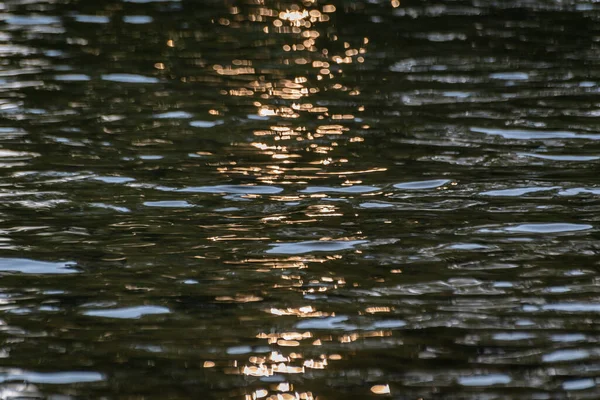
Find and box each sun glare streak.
[201,0,374,187]
[192,2,398,399]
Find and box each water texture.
[1,0,600,398]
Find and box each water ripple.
[0,258,77,274]
[267,240,368,254]
[83,306,170,319]
[101,74,159,83]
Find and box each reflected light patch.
[266,305,331,317]
[371,384,391,395]
[365,307,393,314]
[215,294,263,303]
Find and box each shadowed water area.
[1,0,600,398]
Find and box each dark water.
[1,0,600,398]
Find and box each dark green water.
[1,0,600,398]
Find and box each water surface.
[1,0,600,398]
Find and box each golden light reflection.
[303,359,327,369]
[193,2,402,399]
[215,294,263,303]
[266,305,330,317]
[225,257,309,270]
[229,327,395,399]
[371,384,391,395]
[279,9,309,26]
[364,306,393,314]
[245,393,315,400]
[196,0,376,188]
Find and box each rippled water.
[1,0,600,398]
